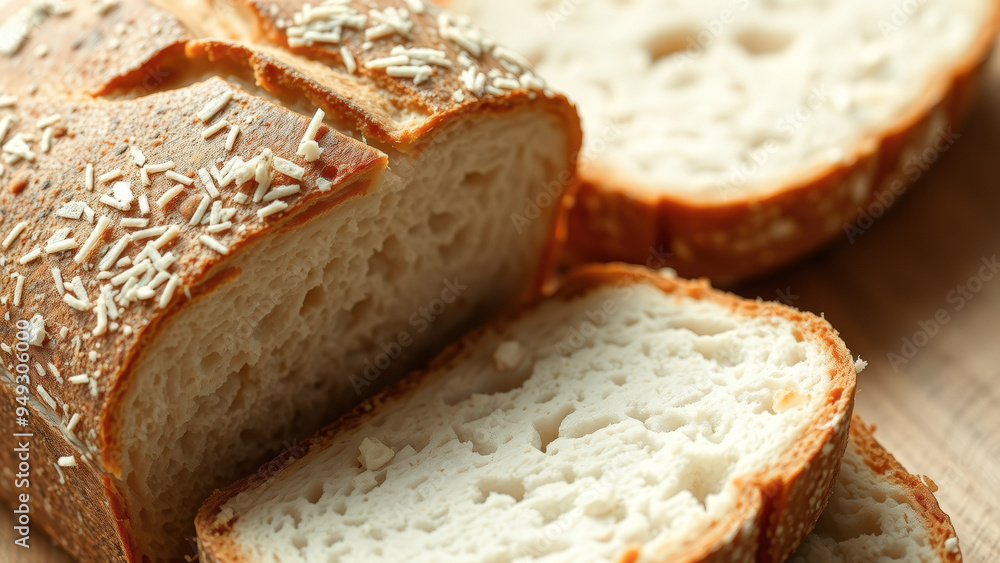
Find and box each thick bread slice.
[196,264,857,563]
[442,0,1000,282]
[791,415,962,563]
[0,1,580,561]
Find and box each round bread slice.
[442,0,1000,282]
[791,415,963,563]
[196,264,857,563]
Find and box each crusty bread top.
[791,415,962,562]
[196,264,858,563]
[226,0,559,145]
[0,0,577,476]
[0,0,190,97]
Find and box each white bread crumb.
[492,340,524,371]
[358,437,394,471]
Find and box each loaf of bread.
[0,0,580,560]
[442,0,1000,282]
[791,415,962,562]
[196,264,858,563]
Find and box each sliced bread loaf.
[0,0,579,560]
[196,264,857,563]
[441,0,1000,282]
[791,415,962,563]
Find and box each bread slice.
[441,0,1000,282]
[196,264,857,563]
[0,1,579,560]
[791,415,962,563]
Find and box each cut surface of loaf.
[0,0,580,561]
[443,0,1000,281]
[197,265,857,563]
[791,415,962,563]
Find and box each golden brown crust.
[0,0,191,98]
[561,5,1000,284]
[0,1,579,561]
[192,0,581,150]
[845,415,962,563]
[195,263,857,563]
[0,376,136,562]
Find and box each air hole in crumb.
[562,413,616,440]
[305,482,325,504]
[283,506,303,527]
[452,423,498,455]
[323,532,344,547]
[413,519,435,533]
[441,364,532,406]
[475,477,526,503]
[462,169,492,189]
[645,27,699,62]
[831,506,884,538]
[300,284,325,314]
[680,317,737,336]
[439,223,470,264]
[428,212,458,237]
[346,296,374,331]
[645,411,685,433]
[201,351,223,371]
[534,390,557,404]
[734,28,794,55]
[534,404,575,453]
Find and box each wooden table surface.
[5,44,1000,563]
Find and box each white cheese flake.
[297,110,325,162]
[165,170,193,185]
[197,92,233,122]
[2,221,27,249]
[202,119,229,139]
[74,216,111,263]
[157,184,186,209]
[198,235,229,255]
[257,200,289,220]
[225,124,240,152]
